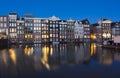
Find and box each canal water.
[0,43,120,78]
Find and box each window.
[0,17,3,21]
[17,23,20,25]
[4,23,7,27]
[50,34,52,37]
[56,34,58,37]
[50,38,52,41]
[25,23,27,26]
[53,24,55,28]
[56,38,58,41]
[56,24,58,27]
[50,24,52,27]
[0,23,3,27]
[34,27,36,30]
[4,17,7,21]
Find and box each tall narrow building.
[82,19,90,42]
[8,12,18,43]
[0,16,8,39]
[24,14,34,44]
[98,19,112,41]
[74,21,84,43]
[67,18,75,43]
[49,16,60,44]
[33,18,42,44]
[59,20,67,43]
[17,18,24,44]
[111,22,120,40]
[41,19,49,43]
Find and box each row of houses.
[91,19,120,43]
[0,12,120,44]
[0,12,90,44]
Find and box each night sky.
[0,0,120,23]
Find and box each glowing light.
[90,34,96,40]
[42,35,49,38]
[107,33,111,38]
[50,47,53,56]
[24,45,34,56]
[41,46,50,70]
[2,49,8,65]
[9,48,17,65]
[25,35,33,39]
[90,43,96,56]
[103,33,107,38]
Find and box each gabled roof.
[67,18,74,22]
[74,21,79,26]
[98,18,112,23]
[49,16,61,21]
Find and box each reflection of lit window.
[41,46,50,70]
[9,48,17,65]
[24,46,34,56]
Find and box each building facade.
[99,19,112,41]
[24,14,34,44]
[2,12,119,44]
[17,18,24,44]
[41,19,49,43]
[59,20,67,43]
[33,18,42,44]
[8,13,18,43]
[67,19,75,43]
[49,16,60,44]
[82,19,90,42]
[0,16,8,39]
[74,21,84,42]
[111,22,120,40]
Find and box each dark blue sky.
[0,0,120,23]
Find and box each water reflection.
[0,43,120,72]
[97,48,113,65]
[1,49,8,65]
[41,45,50,70]
[9,48,17,65]
[90,43,96,56]
[24,45,34,56]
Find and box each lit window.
[50,34,52,37]
[56,24,58,27]
[53,25,55,27]
[50,24,52,27]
